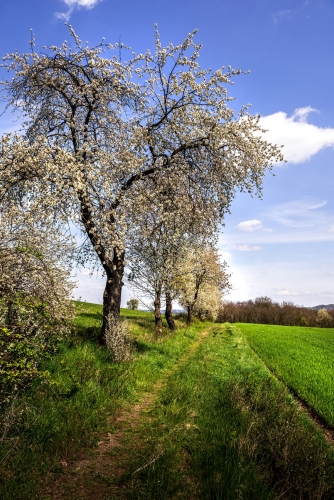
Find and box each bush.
[0,294,74,458]
[0,220,75,438]
[0,296,73,396]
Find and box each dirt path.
[42,329,209,500]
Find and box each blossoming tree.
[174,245,230,323]
[126,172,220,329]
[0,26,283,355]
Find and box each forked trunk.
[154,283,163,328]
[100,251,127,360]
[165,292,175,331]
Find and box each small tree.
[127,299,139,310]
[316,308,332,328]
[175,246,230,324]
[192,284,223,320]
[126,176,216,329]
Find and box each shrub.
[0,217,75,404]
[0,295,73,395]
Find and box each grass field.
[238,323,334,427]
[121,324,334,499]
[1,308,334,499]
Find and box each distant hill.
[311,304,334,311]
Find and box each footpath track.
[43,329,210,500]
[42,324,334,500]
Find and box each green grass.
[237,323,334,426]
[2,308,334,499]
[121,324,334,499]
[0,303,204,499]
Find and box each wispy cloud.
[268,197,328,228]
[55,0,102,21]
[272,1,312,24]
[230,244,261,252]
[273,288,298,296]
[226,230,334,245]
[272,9,292,23]
[220,195,334,246]
[259,107,334,164]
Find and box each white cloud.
[55,0,102,21]
[272,1,312,24]
[231,244,261,252]
[260,107,334,164]
[328,225,334,232]
[236,219,263,232]
[63,0,101,6]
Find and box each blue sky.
[1,0,334,307]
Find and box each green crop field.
[238,323,334,426]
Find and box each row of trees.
[0,25,283,359]
[127,237,230,327]
[218,297,334,327]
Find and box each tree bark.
[99,251,125,352]
[187,304,193,325]
[7,300,15,328]
[165,292,176,330]
[154,283,163,328]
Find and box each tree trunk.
[154,283,163,328]
[187,304,193,325]
[99,251,126,360]
[7,300,15,327]
[165,292,176,330]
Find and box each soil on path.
[42,330,209,500]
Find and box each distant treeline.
[217,297,334,327]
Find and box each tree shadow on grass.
[76,312,103,322]
[131,339,166,355]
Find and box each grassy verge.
[237,323,334,426]
[0,303,205,499]
[120,324,334,499]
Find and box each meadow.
[238,323,334,427]
[1,306,334,499]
